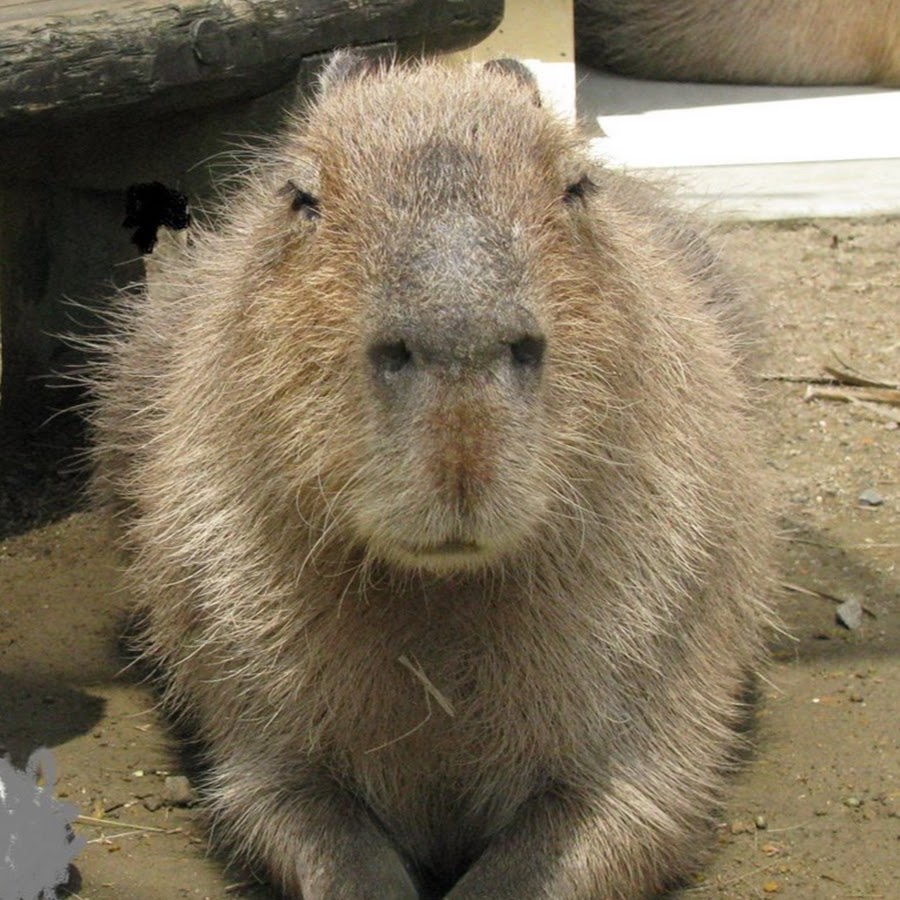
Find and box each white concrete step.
[579,66,900,220]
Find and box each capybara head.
[202,54,643,575]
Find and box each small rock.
[857,488,884,507]
[843,796,862,808]
[836,598,864,630]
[762,880,781,893]
[730,820,755,835]
[848,691,865,703]
[143,796,163,812]
[162,775,195,807]
[754,815,768,830]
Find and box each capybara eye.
[368,340,412,375]
[509,335,546,368]
[563,175,596,205]
[283,180,321,221]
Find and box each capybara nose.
[367,332,545,380]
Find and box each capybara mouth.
[405,539,482,556]
[372,536,490,573]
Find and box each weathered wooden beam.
[0,0,503,134]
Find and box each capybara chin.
[89,53,773,899]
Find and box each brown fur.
[89,55,773,899]
[576,0,900,85]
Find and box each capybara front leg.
[210,768,419,900]
[446,782,704,900]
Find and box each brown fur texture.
[89,55,773,899]
[576,0,900,85]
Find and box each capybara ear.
[482,58,542,106]
[318,49,376,97]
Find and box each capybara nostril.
[368,340,413,378]
[508,334,546,370]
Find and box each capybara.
[89,53,772,899]
[576,0,900,85]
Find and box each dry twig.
[761,373,838,385]
[804,385,900,407]
[76,814,175,834]
[682,860,782,893]
[821,364,899,390]
[781,582,876,619]
[398,654,456,716]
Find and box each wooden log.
[0,0,503,134]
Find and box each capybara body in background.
[90,54,772,899]
[576,0,900,85]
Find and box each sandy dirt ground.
[0,218,897,899]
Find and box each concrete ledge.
[579,66,900,219]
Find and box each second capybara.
[576,0,900,85]
[89,53,773,899]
